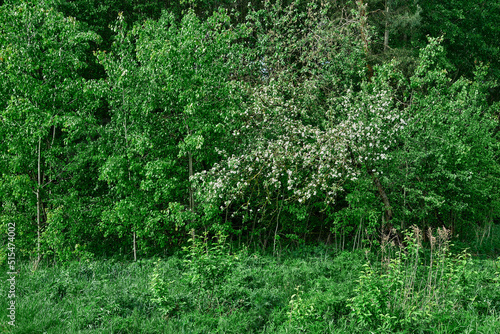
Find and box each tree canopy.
[1,0,499,261]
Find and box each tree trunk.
[188,150,194,211]
[37,136,41,264]
[357,0,374,80]
[133,231,136,262]
[123,99,137,262]
[368,168,393,223]
[384,1,390,51]
[357,0,370,55]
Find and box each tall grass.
[348,226,500,333]
[0,229,499,333]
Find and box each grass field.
[1,237,499,333]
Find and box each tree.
[95,9,246,258]
[417,0,500,80]
[389,37,500,233]
[193,0,407,247]
[0,0,99,261]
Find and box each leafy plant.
[150,260,179,317]
[287,285,319,331]
[182,231,238,289]
[348,226,474,332]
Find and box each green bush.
[347,226,498,332]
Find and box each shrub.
[348,226,472,332]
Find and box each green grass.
[0,243,499,333]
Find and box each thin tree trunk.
[133,231,136,262]
[357,0,374,80]
[37,136,41,264]
[188,151,194,211]
[384,1,390,51]
[273,189,285,255]
[123,94,137,262]
[403,158,408,231]
[368,169,393,222]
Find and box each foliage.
[417,0,500,79]
[348,226,497,332]
[150,231,241,318]
[0,0,100,260]
[181,232,239,287]
[1,247,499,333]
[390,37,500,232]
[91,8,248,257]
[193,0,409,246]
[2,3,500,332]
[1,0,500,263]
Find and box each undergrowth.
[348,226,500,333]
[0,228,499,333]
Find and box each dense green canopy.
[1,0,499,261]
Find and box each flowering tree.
[193,2,408,243]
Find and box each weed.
[348,226,498,332]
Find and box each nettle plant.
[150,231,240,317]
[181,231,238,289]
[348,226,471,332]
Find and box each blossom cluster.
[193,81,406,217]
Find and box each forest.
[0,0,500,332]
